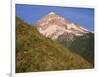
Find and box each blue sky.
[16,4,94,31]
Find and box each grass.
[16,17,93,73]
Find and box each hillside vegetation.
[57,33,94,65]
[16,17,93,73]
[69,33,94,65]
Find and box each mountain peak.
[35,13,89,39]
[48,12,56,15]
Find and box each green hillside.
[69,33,94,65]
[16,17,93,73]
[57,32,94,65]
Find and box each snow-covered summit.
[35,12,89,40]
